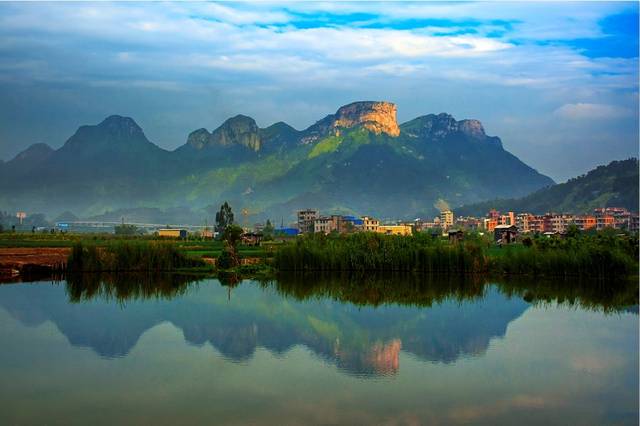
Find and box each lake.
[0,275,637,425]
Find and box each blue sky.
[0,1,637,181]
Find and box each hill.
[0,101,554,220]
[455,158,639,216]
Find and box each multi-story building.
[572,215,596,231]
[596,215,615,230]
[440,210,454,229]
[484,218,498,232]
[313,216,338,234]
[550,214,574,233]
[361,216,380,232]
[515,213,535,233]
[455,216,483,231]
[297,209,319,234]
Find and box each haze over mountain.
[0,101,554,220]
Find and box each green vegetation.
[274,232,486,273]
[489,230,637,278]
[308,135,342,158]
[67,241,208,273]
[114,223,139,236]
[274,230,638,279]
[215,201,234,233]
[458,158,639,215]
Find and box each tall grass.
[67,241,206,272]
[273,231,638,278]
[273,233,487,274]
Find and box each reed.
[67,241,206,272]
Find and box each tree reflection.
[65,272,203,303]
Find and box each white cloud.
[554,103,634,120]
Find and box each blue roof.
[276,227,299,236]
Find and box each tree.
[115,223,139,236]
[217,224,243,269]
[263,219,274,240]
[215,201,234,233]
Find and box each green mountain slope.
[456,158,639,216]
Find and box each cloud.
[554,103,633,120]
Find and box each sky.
[0,1,637,181]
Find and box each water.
[0,276,637,425]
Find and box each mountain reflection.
[0,274,635,377]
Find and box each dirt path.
[0,247,70,281]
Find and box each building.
[314,216,340,234]
[341,216,364,233]
[440,210,454,229]
[516,213,535,233]
[241,232,262,246]
[550,214,573,234]
[297,209,319,234]
[377,224,412,236]
[158,228,187,238]
[275,227,299,237]
[596,215,615,230]
[484,218,498,232]
[201,229,214,239]
[361,216,380,232]
[572,215,596,231]
[494,224,518,244]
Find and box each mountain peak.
[302,101,400,143]
[401,113,490,141]
[187,114,262,152]
[334,101,400,137]
[98,115,143,137]
[11,143,54,163]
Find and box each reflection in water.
[0,274,637,425]
[0,274,532,373]
[3,273,635,376]
[0,274,636,373]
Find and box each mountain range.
[1,101,557,221]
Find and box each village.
[228,206,640,245]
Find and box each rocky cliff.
[333,101,400,136]
[187,115,262,151]
[302,101,400,143]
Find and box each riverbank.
[0,229,637,282]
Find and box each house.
[448,229,464,243]
[241,232,263,246]
[377,224,412,236]
[158,228,187,239]
[494,224,518,244]
[361,216,380,232]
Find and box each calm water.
[0,276,637,425]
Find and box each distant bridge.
[56,221,211,231]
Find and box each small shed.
[494,225,518,244]
[158,228,188,239]
[448,229,464,243]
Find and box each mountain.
[456,158,639,216]
[0,101,554,220]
